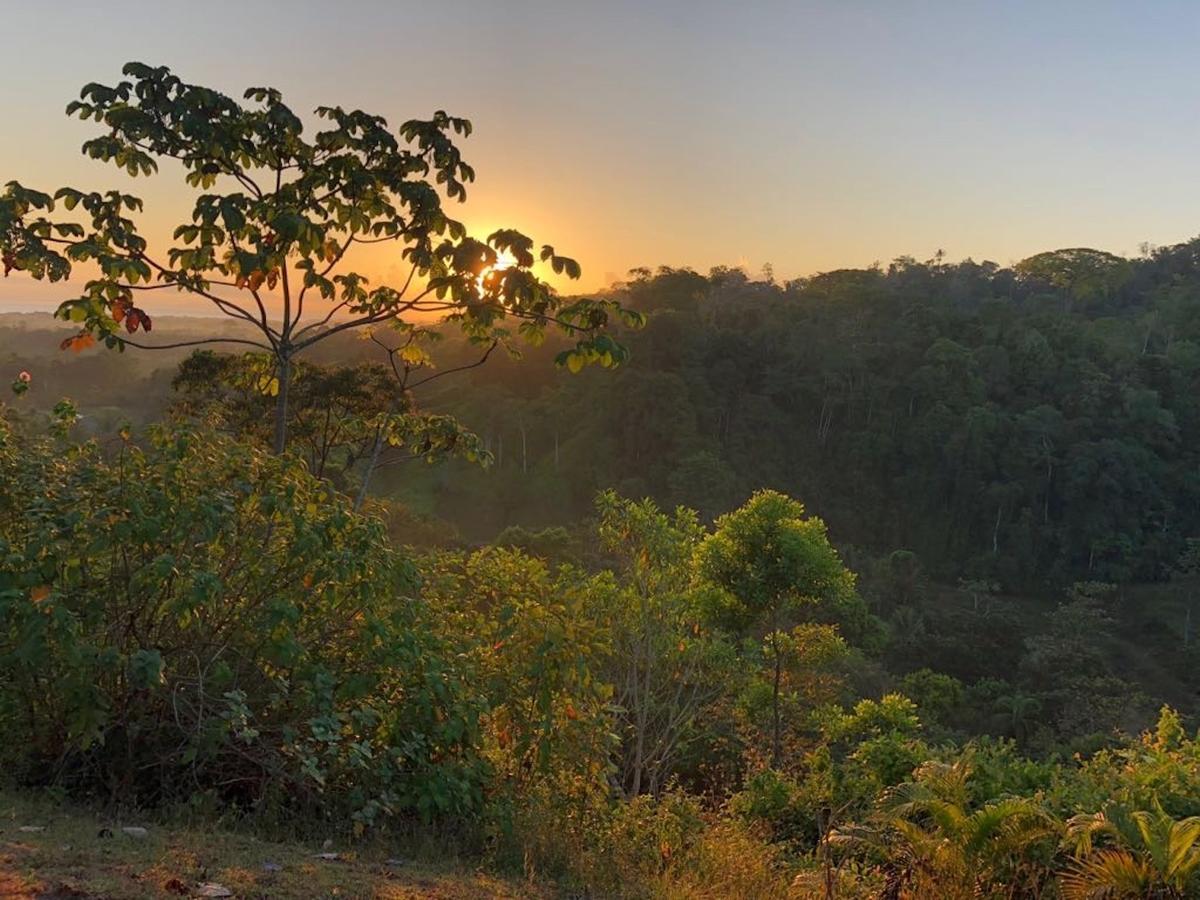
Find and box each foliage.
[0,416,484,827]
[1063,802,1200,899]
[171,349,487,491]
[833,756,1060,899]
[394,254,1200,594]
[589,491,738,797]
[698,490,857,766]
[0,62,641,451]
[414,546,616,847]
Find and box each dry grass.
[0,791,546,899]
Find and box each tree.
[0,62,640,453]
[1170,539,1200,649]
[1015,248,1132,313]
[589,491,736,797]
[697,490,855,768]
[170,338,490,507]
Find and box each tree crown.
[0,62,642,371]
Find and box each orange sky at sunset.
[5,1,1200,315]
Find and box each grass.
[0,790,546,899]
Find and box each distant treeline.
[410,243,1200,590]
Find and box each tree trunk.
[520,421,527,474]
[770,624,782,768]
[272,354,291,455]
[354,422,388,513]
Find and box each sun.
[477,249,518,294]
[490,249,517,272]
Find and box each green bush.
[0,418,485,828]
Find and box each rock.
[195,883,233,898]
[312,852,340,861]
[384,858,407,867]
[17,825,45,833]
[121,826,149,839]
[261,862,282,873]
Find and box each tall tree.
[697,489,855,767]
[0,62,639,452]
[590,491,735,797]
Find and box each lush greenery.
[4,394,1200,895]
[5,61,1200,900]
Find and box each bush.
[0,418,485,829]
[655,820,796,900]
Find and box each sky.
[3,0,1200,311]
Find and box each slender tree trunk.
[554,429,559,471]
[770,622,782,768]
[272,354,291,455]
[354,423,387,513]
[520,421,527,474]
[819,806,836,900]
[354,396,403,513]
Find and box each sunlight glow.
[477,248,518,295]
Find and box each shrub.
[655,819,796,900]
[0,418,485,828]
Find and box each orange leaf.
[30,585,50,603]
[63,333,96,353]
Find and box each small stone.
[18,826,45,833]
[195,883,233,898]
[312,852,340,861]
[121,826,149,839]
[384,858,407,867]
[261,862,282,873]
[321,838,333,850]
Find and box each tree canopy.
[0,62,642,450]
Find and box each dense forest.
[414,249,1200,586]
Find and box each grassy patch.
[0,791,544,899]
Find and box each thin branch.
[116,336,273,351]
[291,284,437,351]
[295,234,354,311]
[351,234,406,245]
[137,252,278,343]
[294,261,418,340]
[407,340,499,390]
